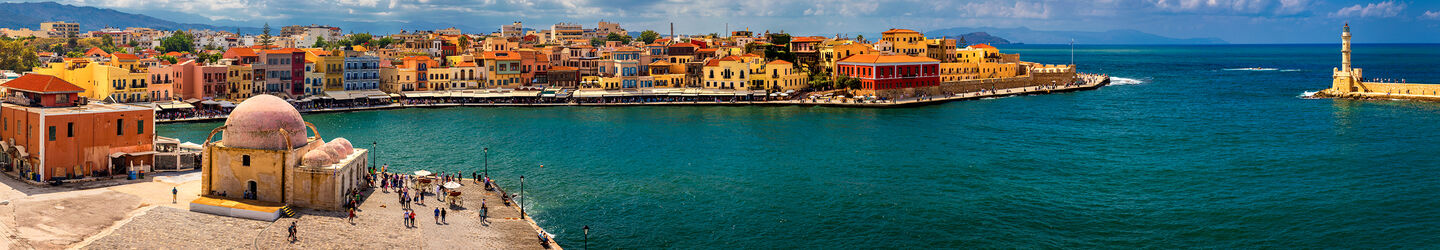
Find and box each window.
[67,122,73,137]
[48,126,55,141]
[116,119,124,135]
[137,120,144,134]
[242,155,251,166]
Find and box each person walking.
[172,187,178,203]
[440,208,447,224]
[348,208,355,224]
[433,208,440,224]
[287,221,297,241]
[481,199,487,220]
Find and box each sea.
[158,44,1440,248]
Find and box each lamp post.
[483,147,489,179]
[583,225,590,249]
[519,175,525,219]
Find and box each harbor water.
[159,44,1440,248]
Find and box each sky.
[13,0,1440,43]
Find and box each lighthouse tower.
[1332,23,1362,94]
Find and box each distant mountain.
[951,32,1011,45]
[928,26,1227,45]
[0,2,259,33]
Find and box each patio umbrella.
[443,182,462,189]
[413,170,433,176]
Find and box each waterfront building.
[880,29,926,56]
[304,61,324,96]
[547,66,580,88]
[193,95,368,220]
[226,63,254,99]
[758,60,807,92]
[702,55,764,90]
[301,49,345,91]
[788,36,824,71]
[836,54,940,96]
[396,56,438,91]
[32,58,150,102]
[341,49,380,91]
[0,74,154,183]
[259,48,306,96]
[481,51,524,88]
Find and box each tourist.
[348,208,355,224]
[287,221,297,241]
[481,199,487,220]
[403,210,411,227]
[172,187,178,203]
[441,208,447,224]
[434,208,440,224]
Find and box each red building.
[0,74,155,183]
[836,54,940,91]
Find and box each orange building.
[0,74,155,183]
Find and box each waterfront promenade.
[0,171,558,249]
[156,75,1110,124]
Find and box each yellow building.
[939,44,1019,81]
[193,95,367,221]
[702,54,765,90]
[756,60,806,92]
[481,51,524,89]
[32,58,149,102]
[881,29,927,56]
[301,49,345,91]
[226,64,254,100]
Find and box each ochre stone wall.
[1354,82,1440,96]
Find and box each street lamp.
[519,175,525,219]
[583,225,590,249]
[483,147,489,179]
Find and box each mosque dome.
[302,150,333,167]
[320,143,345,160]
[331,138,354,155]
[222,95,308,150]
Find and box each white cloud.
[1423,10,1440,20]
[1330,1,1407,18]
[1146,0,1314,15]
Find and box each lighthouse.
[1331,23,1361,94]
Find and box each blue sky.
[16,0,1440,43]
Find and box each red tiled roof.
[111,53,140,60]
[85,47,110,57]
[263,48,304,54]
[1,74,85,93]
[969,44,996,49]
[766,60,793,65]
[790,37,823,43]
[881,29,919,34]
[668,43,698,48]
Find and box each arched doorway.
[247,180,258,200]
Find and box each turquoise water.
[159,44,1440,248]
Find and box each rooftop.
[1,74,85,94]
[837,54,939,64]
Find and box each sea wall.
[1354,82,1440,96]
[871,71,1076,99]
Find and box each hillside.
[0,2,258,33]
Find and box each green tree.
[605,33,632,44]
[0,39,40,72]
[101,34,114,48]
[65,51,84,58]
[198,52,222,64]
[260,23,273,46]
[457,35,470,51]
[127,40,139,47]
[639,30,660,44]
[312,36,327,48]
[161,30,195,53]
[589,37,604,47]
[855,35,865,43]
[351,33,373,46]
[373,37,394,48]
[156,55,178,64]
[808,72,832,90]
[769,33,791,45]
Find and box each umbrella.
[443,182,462,189]
[413,170,433,176]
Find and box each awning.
[368,95,389,99]
[156,102,196,110]
[200,100,220,105]
[183,98,202,103]
[218,101,236,108]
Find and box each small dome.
[332,138,354,154]
[222,95,308,150]
[320,143,344,160]
[302,150,333,167]
[324,140,352,157]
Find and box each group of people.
[156,108,228,120]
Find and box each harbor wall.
[873,69,1075,99]
[1353,82,1440,96]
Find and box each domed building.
[191,95,368,221]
